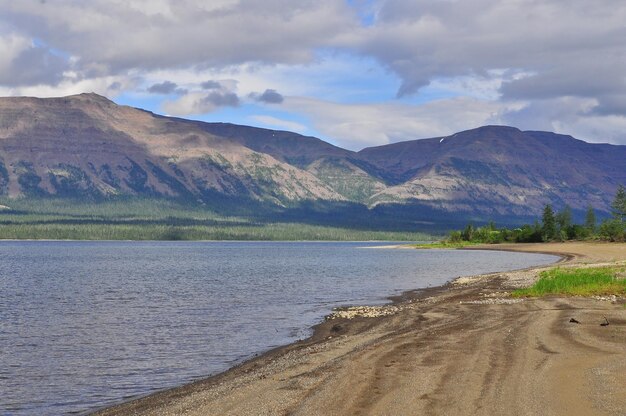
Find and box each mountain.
[0,93,343,205]
[0,93,624,226]
[357,126,626,216]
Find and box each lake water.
[0,241,558,415]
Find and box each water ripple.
[0,241,557,415]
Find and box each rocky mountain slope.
[0,93,624,222]
[358,126,626,216]
[0,93,343,206]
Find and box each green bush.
[599,219,625,242]
[448,230,462,243]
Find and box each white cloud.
[250,115,307,133]
[1,0,626,146]
[0,74,138,98]
[162,90,240,115]
[0,34,29,72]
[0,0,358,74]
[284,96,516,150]
[0,33,69,86]
[500,97,626,145]
[353,0,626,113]
[280,94,626,149]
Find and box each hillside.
[357,126,626,216]
[0,93,342,206]
[0,93,624,227]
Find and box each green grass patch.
[513,266,626,297]
[414,240,479,249]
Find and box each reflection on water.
[0,241,558,415]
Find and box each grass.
[0,197,435,241]
[413,240,478,249]
[513,266,626,297]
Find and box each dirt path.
[94,242,626,416]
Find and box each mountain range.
[0,93,624,227]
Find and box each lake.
[0,241,558,415]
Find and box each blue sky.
[1,0,625,150]
[116,52,404,130]
[114,51,440,144]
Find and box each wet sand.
[94,242,626,416]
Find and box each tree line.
[448,185,626,244]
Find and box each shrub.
[599,219,625,242]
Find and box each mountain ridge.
[0,93,624,225]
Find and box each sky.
[1,0,625,150]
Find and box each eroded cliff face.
[0,93,624,218]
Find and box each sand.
[94,242,626,416]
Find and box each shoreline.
[93,242,626,416]
[0,239,429,243]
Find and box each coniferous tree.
[555,205,572,236]
[461,223,475,241]
[612,185,626,221]
[585,205,596,233]
[542,204,557,241]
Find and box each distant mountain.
[0,93,624,226]
[0,93,343,206]
[357,126,626,216]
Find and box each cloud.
[499,97,626,145]
[108,81,123,91]
[156,77,242,115]
[147,80,186,94]
[0,34,69,86]
[201,80,222,90]
[162,90,240,115]
[252,89,284,104]
[0,0,358,77]
[4,0,625,113]
[284,96,513,150]
[592,95,626,117]
[283,94,626,148]
[0,74,139,99]
[353,0,626,111]
[203,90,239,107]
[2,0,626,145]
[250,115,306,133]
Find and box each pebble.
[459,298,524,305]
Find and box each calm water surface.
[0,241,558,415]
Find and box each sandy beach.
[94,242,626,416]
